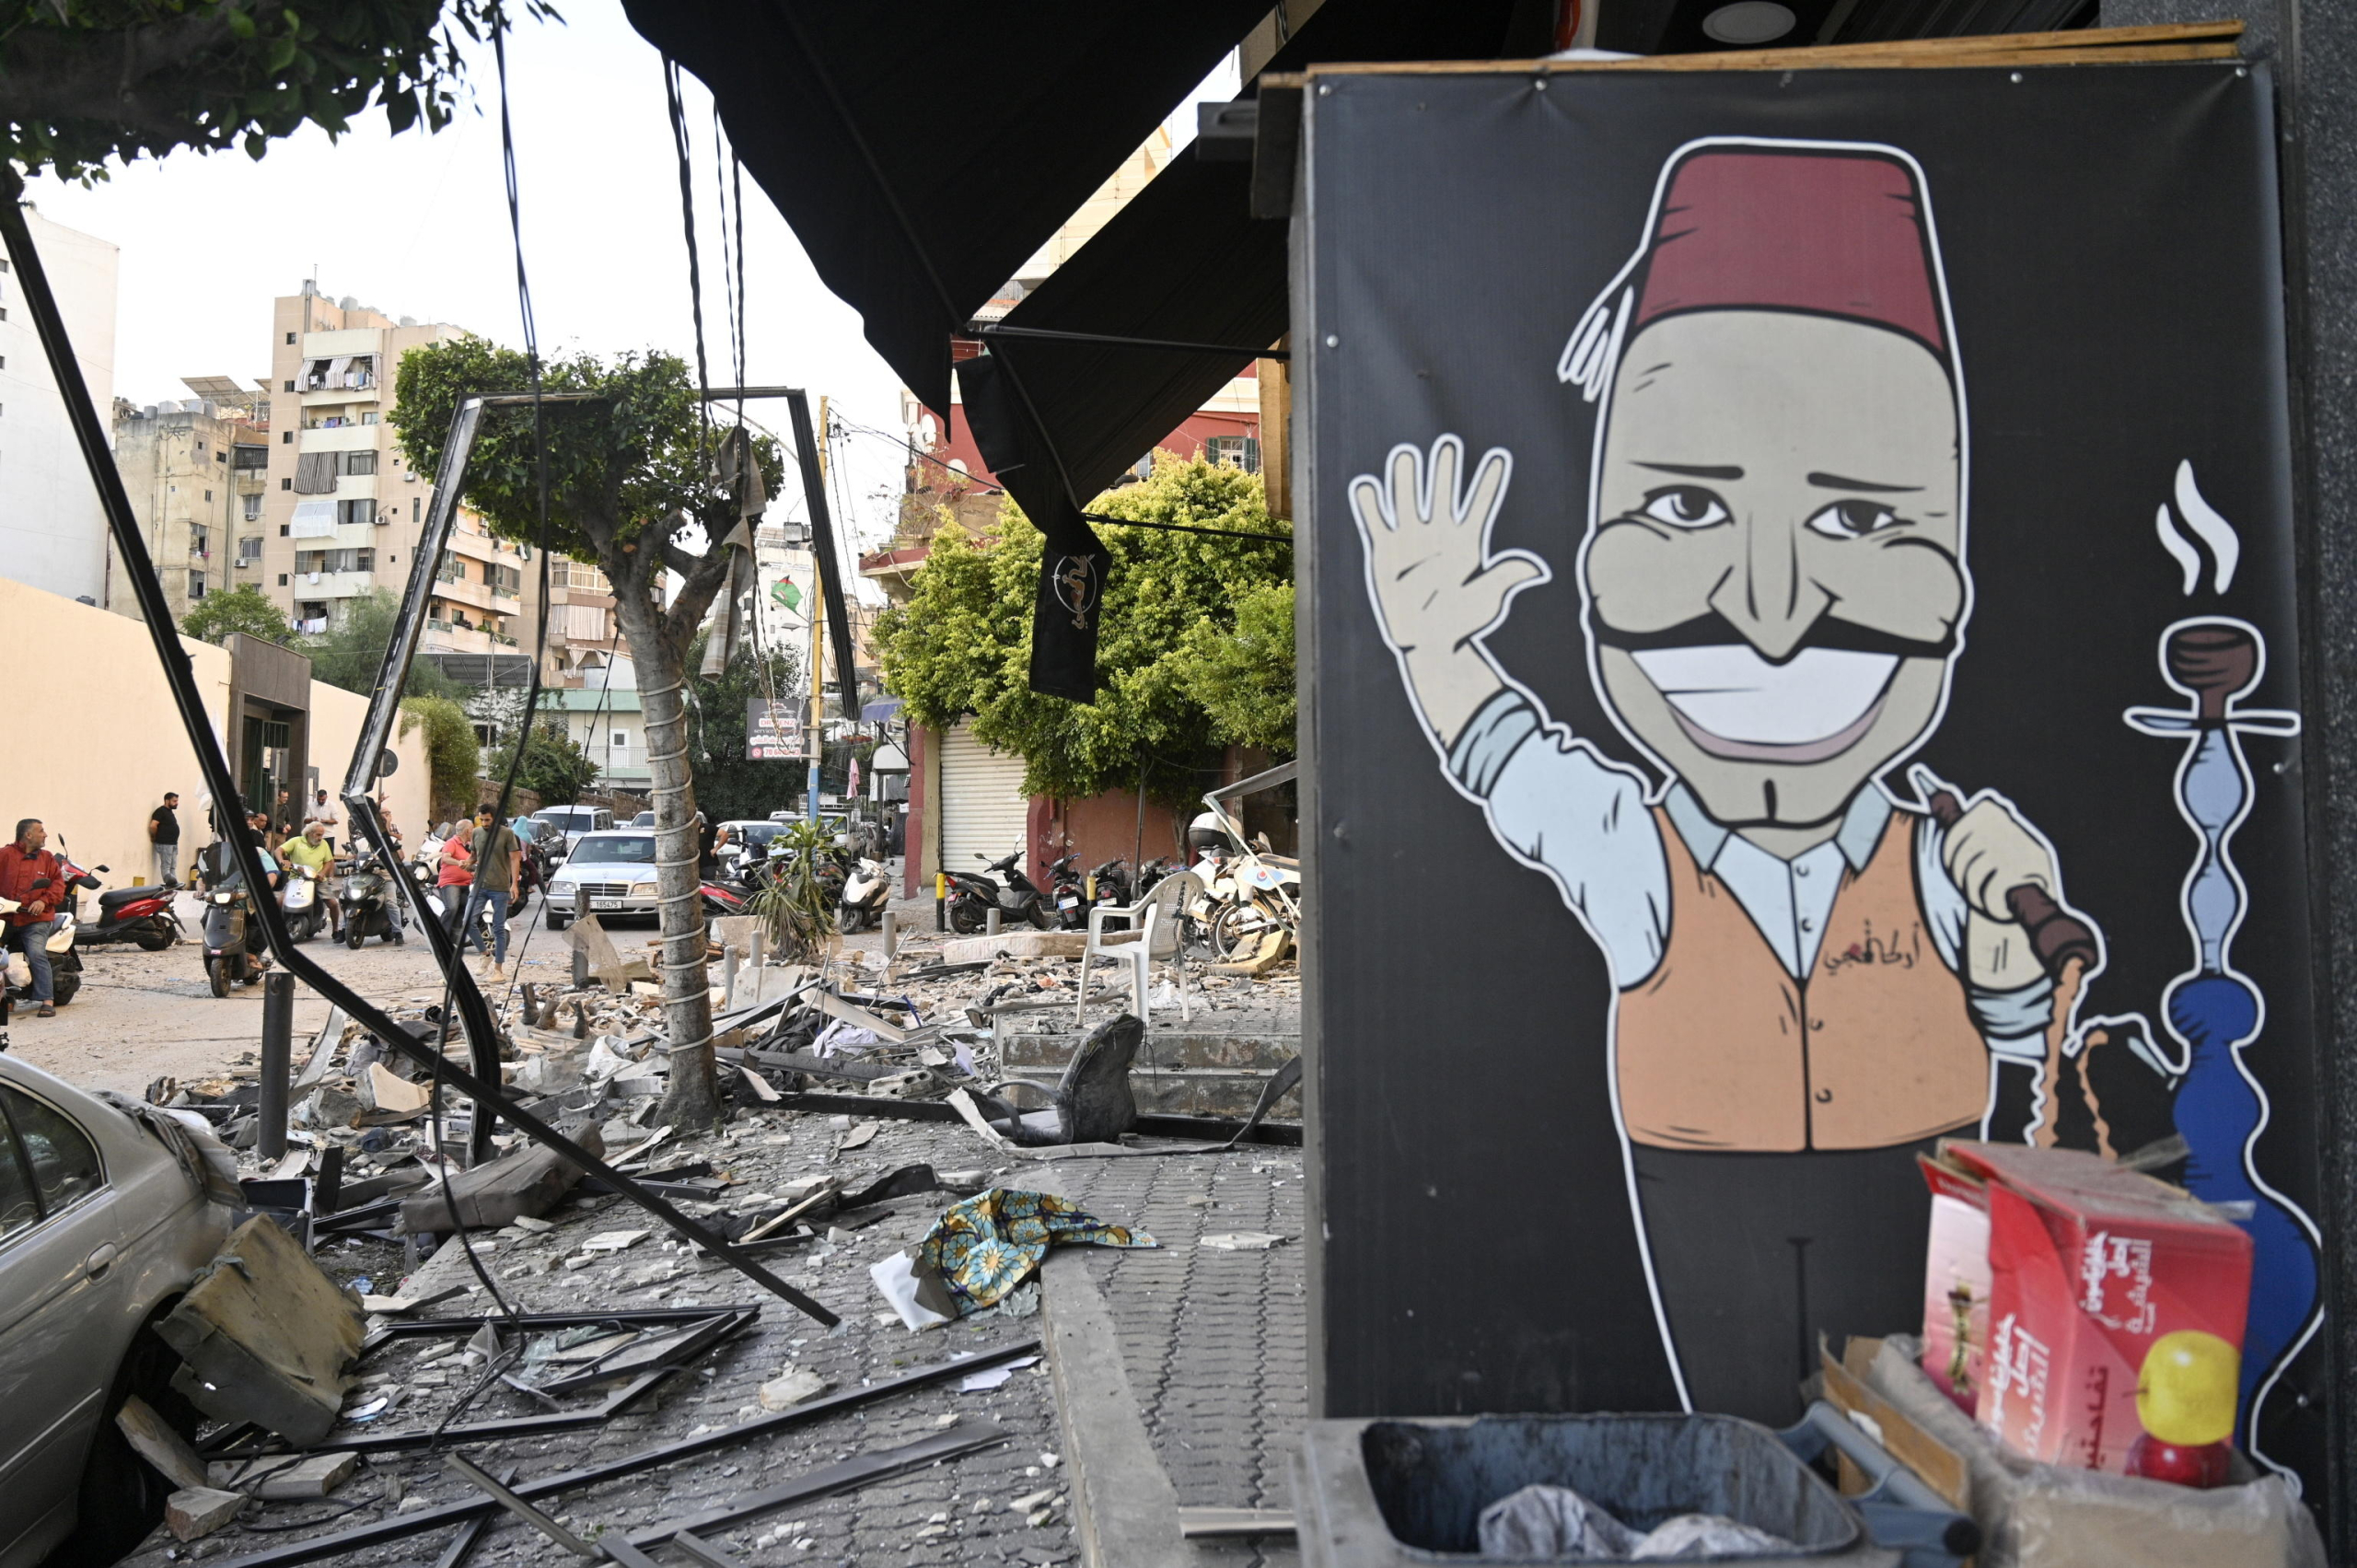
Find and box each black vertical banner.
[959,350,1107,702]
[1299,62,2330,1502]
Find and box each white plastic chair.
[1075,871,1201,1027]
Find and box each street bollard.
[881,912,898,965]
[570,884,590,990]
[986,906,1001,936]
[258,970,296,1162]
[722,945,740,1010]
[935,872,946,933]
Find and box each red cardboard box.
[1917,1152,1991,1412]
[1944,1142,2252,1476]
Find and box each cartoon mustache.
[1591,611,1955,666]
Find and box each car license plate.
[593,897,627,910]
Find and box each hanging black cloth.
[961,351,1108,702]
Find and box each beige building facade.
[0,577,427,891]
[0,205,117,608]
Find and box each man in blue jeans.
[461,806,522,982]
[0,819,65,1017]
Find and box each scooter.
[52,851,180,951]
[944,848,1052,935]
[343,857,406,947]
[837,856,894,934]
[199,882,269,997]
[1045,854,1088,929]
[3,877,87,1007]
[280,862,326,944]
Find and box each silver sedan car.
[0,1055,234,1566]
[544,830,661,931]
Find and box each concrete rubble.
[107,916,1302,1567]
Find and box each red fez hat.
[1631,146,1946,356]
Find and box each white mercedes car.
[545,830,661,931]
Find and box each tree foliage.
[304,587,464,699]
[3,0,555,181]
[487,719,596,805]
[874,454,1295,803]
[180,582,294,646]
[399,694,479,823]
[1179,579,1295,755]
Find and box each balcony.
[287,569,376,598]
[593,743,652,785]
[298,424,377,454]
[422,621,495,655]
[300,386,378,409]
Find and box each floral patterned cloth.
[916,1188,1157,1314]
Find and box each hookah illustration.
[2123,614,2318,1469]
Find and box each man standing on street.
[0,819,65,1017]
[461,806,521,981]
[309,788,340,852]
[148,792,181,889]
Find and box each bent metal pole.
[0,171,834,1326]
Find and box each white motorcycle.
[280,861,325,943]
[4,893,86,1007]
[838,856,894,935]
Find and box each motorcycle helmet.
[1186,810,1228,856]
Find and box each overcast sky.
[27,3,1234,555]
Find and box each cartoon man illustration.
[1350,138,2097,1420]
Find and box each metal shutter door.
[940,722,1030,877]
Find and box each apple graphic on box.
[2128,1330,2240,1488]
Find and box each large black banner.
[1299,63,2329,1497]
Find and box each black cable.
[1083,511,1293,545]
[664,58,714,454]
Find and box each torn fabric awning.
[974,0,1545,503]
[621,0,1270,415]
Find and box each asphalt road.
[6,885,586,1096]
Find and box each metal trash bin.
[1294,1407,1976,1567]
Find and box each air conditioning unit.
[237,558,252,569]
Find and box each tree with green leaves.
[485,719,597,805]
[874,454,1295,806]
[304,587,465,699]
[394,335,778,1129]
[180,582,295,646]
[683,631,804,824]
[399,694,481,824]
[2,0,552,181]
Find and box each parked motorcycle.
[1041,854,1090,929]
[280,862,326,944]
[3,875,87,1007]
[944,848,1052,935]
[838,856,894,934]
[199,882,268,997]
[343,857,406,947]
[55,853,180,951]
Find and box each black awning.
[972,0,1549,507]
[624,0,1269,415]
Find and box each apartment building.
[110,380,270,624]
[255,284,538,678]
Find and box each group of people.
[150,787,521,975]
[424,808,524,981]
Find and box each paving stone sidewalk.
[124,1112,1155,1568]
[1031,1144,1307,1568]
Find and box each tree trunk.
[610,584,722,1130]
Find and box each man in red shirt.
[0,819,65,1016]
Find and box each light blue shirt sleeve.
[1446,689,1670,988]
[1913,815,2056,1059]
